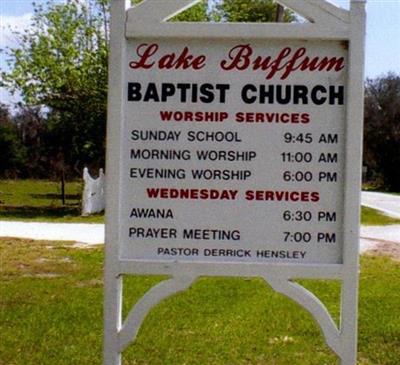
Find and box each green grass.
[361,206,400,226]
[0,179,103,222]
[0,238,399,364]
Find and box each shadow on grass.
[0,205,81,219]
[30,193,81,201]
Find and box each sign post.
[104,1,366,364]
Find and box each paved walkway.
[361,191,400,218]
[0,221,104,245]
[359,192,400,251]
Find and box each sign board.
[104,1,366,364]
[121,39,346,265]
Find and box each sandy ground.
[360,225,400,259]
[360,192,400,258]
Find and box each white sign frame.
[104,1,366,364]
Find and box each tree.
[0,104,27,177]
[363,73,400,191]
[1,0,109,177]
[13,105,47,178]
[132,0,209,21]
[213,0,295,23]
[172,0,209,21]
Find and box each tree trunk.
[61,169,66,205]
[275,4,284,22]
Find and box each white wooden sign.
[104,1,366,364]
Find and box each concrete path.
[361,191,400,218]
[359,191,400,251]
[360,225,400,252]
[0,221,104,245]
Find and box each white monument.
[82,167,105,215]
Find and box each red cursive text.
[220,44,345,80]
[129,43,206,71]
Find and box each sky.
[1,0,400,107]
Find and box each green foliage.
[0,125,27,177]
[12,106,48,177]
[0,104,27,177]
[2,0,108,108]
[172,0,209,22]
[364,73,400,191]
[213,0,295,23]
[131,0,209,21]
[1,0,109,175]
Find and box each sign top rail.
[125,0,365,40]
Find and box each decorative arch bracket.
[265,276,342,357]
[117,275,196,352]
[115,273,347,362]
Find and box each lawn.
[0,179,103,222]
[0,238,399,365]
[361,206,400,226]
[1,179,400,225]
